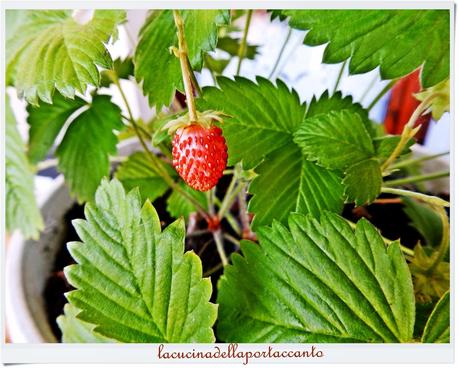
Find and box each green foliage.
[62,179,217,342]
[100,57,134,87]
[27,93,86,163]
[218,212,415,342]
[421,291,450,343]
[135,10,229,110]
[115,152,171,202]
[167,182,207,219]
[343,159,382,206]
[7,10,126,104]
[279,10,449,87]
[55,95,124,202]
[5,95,44,239]
[403,198,443,247]
[217,36,258,59]
[57,304,116,343]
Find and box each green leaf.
[217,36,258,59]
[248,143,344,228]
[280,10,449,87]
[7,10,126,104]
[27,93,86,164]
[294,110,375,170]
[56,95,123,202]
[6,94,44,239]
[115,152,172,202]
[421,291,450,343]
[199,76,306,169]
[135,10,229,110]
[204,54,231,74]
[343,159,382,206]
[57,304,116,343]
[167,182,207,219]
[403,198,443,247]
[218,212,415,342]
[415,79,450,121]
[63,179,217,342]
[100,57,134,87]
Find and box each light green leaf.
[280,10,449,87]
[218,212,415,342]
[27,93,86,164]
[217,36,258,59]
[294,110,375,170]
[135,10,229,110]
[167,182,208,219]
[56,95,123,202]
[248,143,344,229]
[343,159,382,206]
[421,291,450,343]
[57,304,116,343]
[6,94,44,239]
[115,151,172,202]
[63,179,217,342]
[199,76,306,169]
[415,79,450,121]
[403,198,443,247]
[7,10,126,104]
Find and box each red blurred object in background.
[383,69,432,144]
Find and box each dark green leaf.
[56,95,123,202]
[421,291,450,343]
[403,198,443,247]
[27,93,86,163]
[343,158,382,206]
[199,76,306,169]
[280,10,449,87]
[63,179,217,342]
[135,10,229,110]
[114,152,172,202]
[167,182,207,219]
[218,212,415,342]
[6,95,44,239]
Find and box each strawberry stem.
[236,10,253,76]
[173,10,198,122]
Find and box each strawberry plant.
[5,9,450,344]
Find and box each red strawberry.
[172,124,227,192]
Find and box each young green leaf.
[199,76,307,169]
[167,182,207,219]
[63,179,217,342]
[374,135,413,162]
[421,291,450,343]
[27,93,86,164]
[57,304,116,343]
[56,95,123,202]
[135,10,229,110]
[114,151,172,202]
[5,94,44,239]
[343,158,382,206]
[279,10,449,87]
[7,10,126,104]
[217,36,258,59]
[294,110,375,170]
[218,212,415,342]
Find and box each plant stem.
[173,10,198,122]
[381,93,442,173]
[224,233,241,248]
[384,171,449,187]
[367,79,398,111]
[332,60,346,94]
[425,205,449,272]
[381,187,450,208]
[268,28,292,80]
[186,56,202,95]
[113,76,209,219]
[218,180,244,219]
[236,9,253,76]
[203,262,223,277]
[212,229,229,266]
[390,151,449,170]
